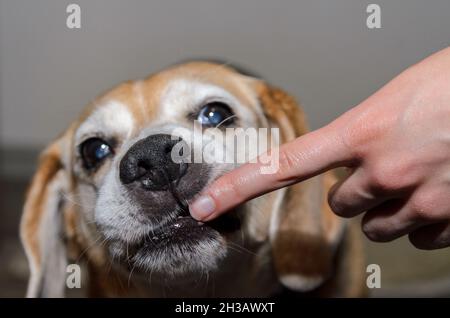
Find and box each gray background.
[1,0,450,297]
[1,0,450,149]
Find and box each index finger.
[189,122,354,221]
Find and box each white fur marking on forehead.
[159,79,256,126]
[75,101,135,142]
[133,81,147,120]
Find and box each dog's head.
[20,62,345,297]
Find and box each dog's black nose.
[119,134,188,191]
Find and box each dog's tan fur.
[20,62,366,297]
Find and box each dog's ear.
[256,82,346,292]
[20,138,70,297]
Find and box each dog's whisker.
[211,275,216,297]
[145,232,157,248]
[61,192,96,209]
[227,241,257,256]
[215,114,237,129]
[205,271,210,294]
[106,251,116,278]
[148,266,155,288]
[75,234,104,264]
[126,242,130,263]
[127,263,136,287]
[226,244,255,257]
[84,219,99,226]
[234,212,246,245]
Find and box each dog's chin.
[108,213,241,279]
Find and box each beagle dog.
[20,61,366,297]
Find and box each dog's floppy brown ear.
[256,82,345,292]
[20,138,70,297]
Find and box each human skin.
[189,46,450,250]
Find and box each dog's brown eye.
[80,138,113,170]
[197,102,235,127]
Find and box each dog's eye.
[80,138,113,169]
[197,102,235,127]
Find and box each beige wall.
[1,0,450,148]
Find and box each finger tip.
[188,194,216,221]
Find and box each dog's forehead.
[76,62,258,132]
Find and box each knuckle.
[341,124,362,159]
[276,149,300,181]
[409,194,436,221]
[213,176,241,201]
[368,163,401,194]
[410,206,429,222]
[409,186,450,222]
[368,160,417,194]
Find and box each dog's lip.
[171,215,204,229]
[136,215,208,247]
[177,215,205,227]
[144,212,240,243]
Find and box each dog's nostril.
[133,166,148,183]
[141,169,167,190]
[164,144,173,155]
[137,162,151,175]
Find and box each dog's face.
[73,63,271,277]
[21,62,348,297]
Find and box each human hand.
[189,47,450,249]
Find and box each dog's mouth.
[144,212,241,244]
[120,204,240,276]
[142,176,241,244]
[128,184,241,253]
[135,204,240,252]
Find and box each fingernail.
[190,195,216,220]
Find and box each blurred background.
[1,0,450,297]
